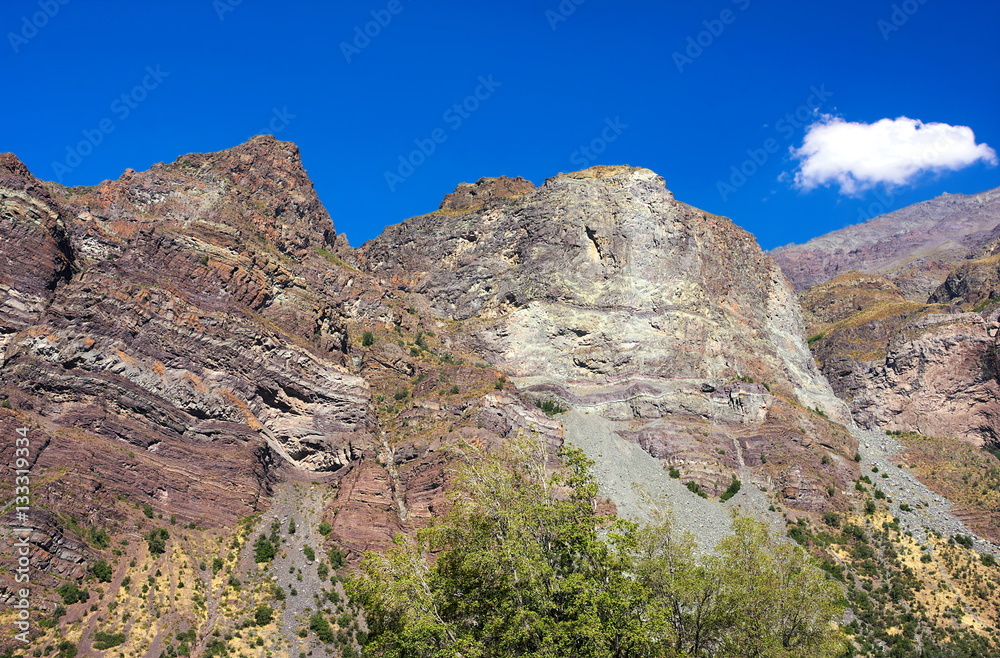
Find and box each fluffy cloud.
[791,115,997,195]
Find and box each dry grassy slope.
[891,431,1000,543]
[796,504,1000,655]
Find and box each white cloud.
[790,115,997,195]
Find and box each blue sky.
[2,0,998,250]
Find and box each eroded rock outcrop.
[803,273,1000,448]
[363,165,856,510]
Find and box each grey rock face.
[363,166,856,509]
[364,166,847,423]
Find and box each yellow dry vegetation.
[893,431,1000,542]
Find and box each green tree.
[349,436,845,658]
[708,517,846,657]
[350,437,673,657]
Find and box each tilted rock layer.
[0,143,863,635]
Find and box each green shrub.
[310,612,336,643]
[328,546,345,569]
[318,521,332,536]
[685,481,708,498]
[90,559,113,583]
[254,604,274,626]
[536,398,567,416]
[668,466,680,479]
[88,528,111,549]
[93,631,126,650]
[254,535,276,563]
[145,528,169,555]
[303,545,316,561]
[719,477,742,502]
[56,582,89,605]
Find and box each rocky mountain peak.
[558,164,659,181]
[0,152,33,179]
[55,135,339,260]
[364,163,854,510]
[438,175,535,212]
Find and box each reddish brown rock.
[438,176,535,212]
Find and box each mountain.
[1,139,998,656]
[363,165,856,516]
[771,187,1000,299]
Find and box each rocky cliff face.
[772,187,1000,298]
[0,138,566,619]
[929,254,1000,307]
[803,273,1000,448]
[363,165,857,511]
[3,137,374,481]
[0,142,874,652]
